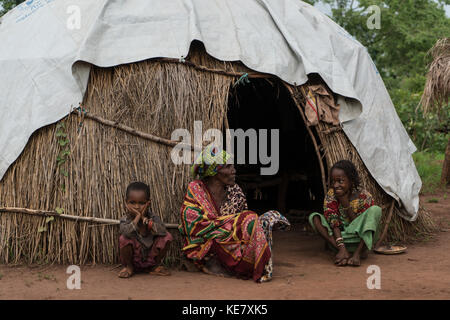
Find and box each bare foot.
[149,265,171,276]
[336,258,348,266]
[335,247,351,266]
[118,266,134,278]
[347,253,361,266]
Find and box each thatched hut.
[0,1,436,265]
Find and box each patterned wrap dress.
[179,180,290,282]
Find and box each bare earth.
[1,190,449,300]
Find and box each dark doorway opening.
[227,79,324,223]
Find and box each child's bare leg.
[149,235,172,276]
[118,244,134,278]
[312,216,338,249]
[154,242,170,266]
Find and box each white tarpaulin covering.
[0,0,421,220]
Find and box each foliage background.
[303,0,450,153]
[0,0,22,16]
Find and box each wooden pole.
[158,58,273,79]
[0,207,179,229]
[440,138,450,185]
[285,84,328,196]
[320,126,343,135]
[73,110,201,152]
[374,199,396,248]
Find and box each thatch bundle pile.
[420,38,450,113]
[0,43,436,265]
[420,37,450,186]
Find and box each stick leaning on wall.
[0,207,179,229]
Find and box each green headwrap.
[190,144,232,179]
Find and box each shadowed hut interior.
[227,80,324,221]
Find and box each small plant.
[0,273,3,280]
[55,122,70,182]
[427,198,439,203]
[38,216,55,233]
[38,272,56,282]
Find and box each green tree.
[0,0,24,16]
[308,0,450,152]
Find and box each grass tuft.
[413,151,444,194]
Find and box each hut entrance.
[227,79,325,224]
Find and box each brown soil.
[1,189,449,300]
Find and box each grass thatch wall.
[0,43,248,265]
[0,43,436,265]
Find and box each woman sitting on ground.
[179,145,290,282]
[308,160,381,266]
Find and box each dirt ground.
[1,189,449,300]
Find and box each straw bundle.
[419,38,450,186]
[420,38,450,114]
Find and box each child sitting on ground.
[308,160,382,267]
[118,182,173,278]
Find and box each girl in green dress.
[309,160,381,266]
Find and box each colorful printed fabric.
[219,184,249,216]
[179,180,289,282]
[258,210,291,282]
[119,210,168,259]
[119,232,173,270]
[190,144,232,179]
[309,205,381,251]
[323,188,375,229]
